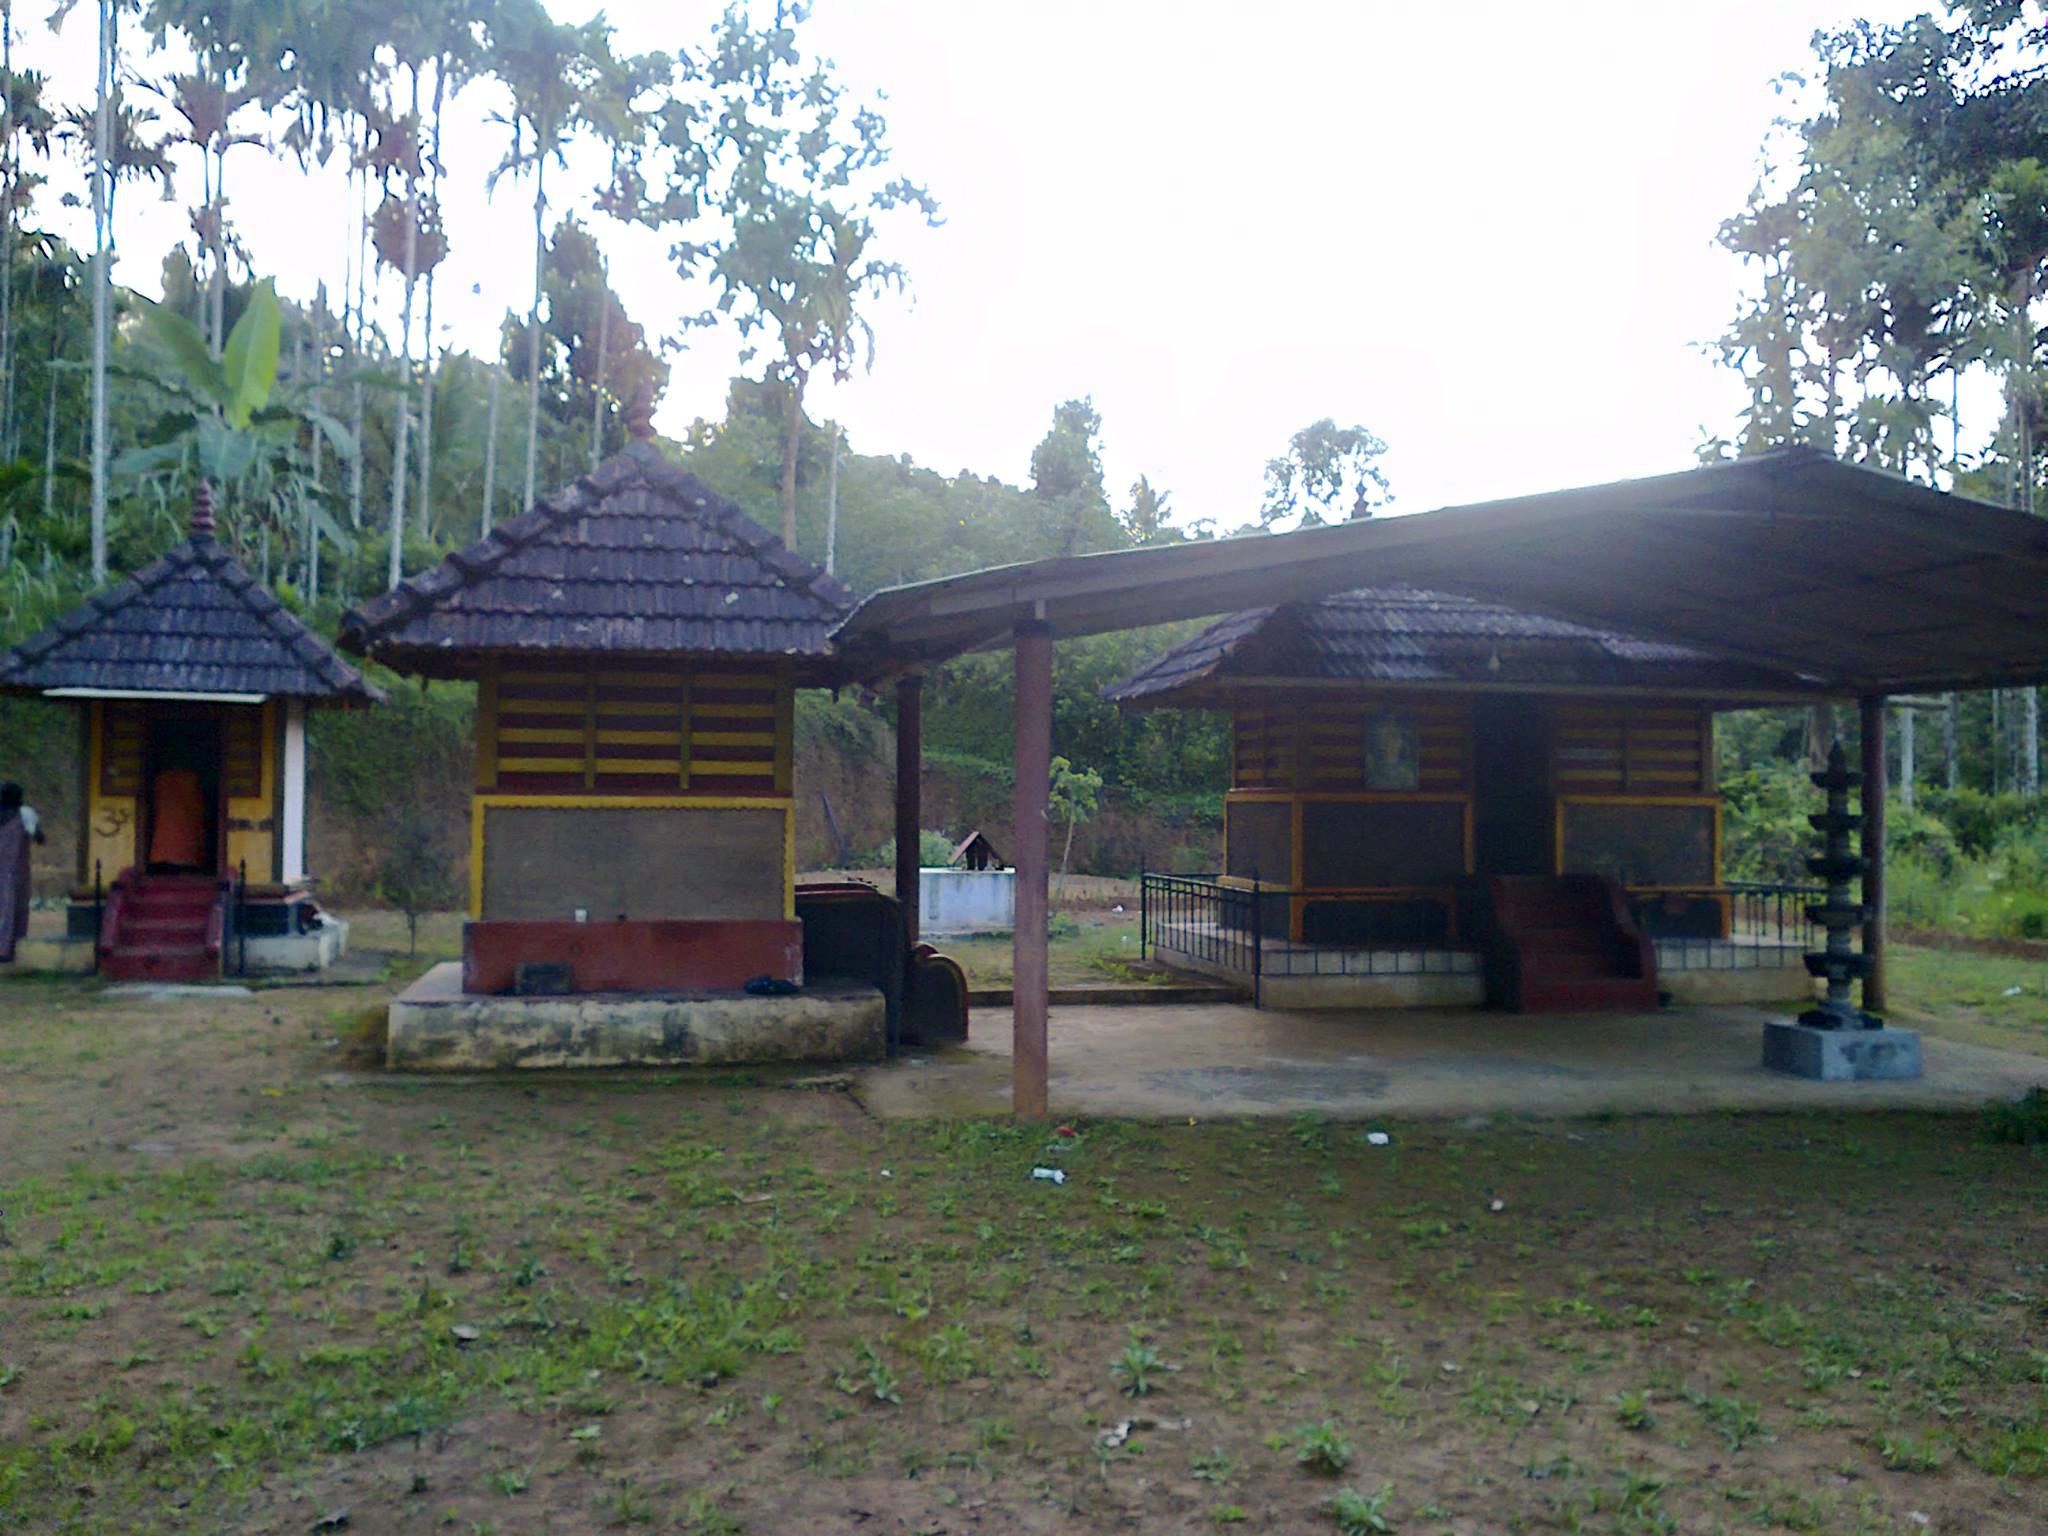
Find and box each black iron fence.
[1141,874,1824,991]
[1724,881,1823,945]
[1139,873,1480,1006]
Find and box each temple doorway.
[144,709,222,875]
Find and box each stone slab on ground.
[243,918,348,974]
[856,1002,2042,1119]
[1763,1019,1925,1081]
[388,961,886,1071]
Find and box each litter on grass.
[1365,1131,1392,1147]
[1030,1166,1067,1185]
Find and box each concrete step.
[1516,976,1658,1013]
[101,945,217,983]
[1522,951,1625,981]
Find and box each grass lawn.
[1889,945,2048,1059]
[1,978,2045,1532]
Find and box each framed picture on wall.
[1362,712,1420,790]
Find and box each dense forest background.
[4,1,2048,939]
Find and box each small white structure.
[919,866,1015,936]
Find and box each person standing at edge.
[0,781,37,963]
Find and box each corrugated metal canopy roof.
[833,448,2048,695]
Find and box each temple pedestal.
[1763,1018,1922,1081]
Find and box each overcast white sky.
[26,0,1929,533]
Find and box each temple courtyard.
[858,1002,2048,1121]
[0,945,2044,1534]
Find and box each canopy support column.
[1013,617,1053,1119]
[1860,695,1887,1015]
[894,672,922,952]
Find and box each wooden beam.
[1861,695,1887,1015]
[1012,619,1053,1119]
[895,673,922,954]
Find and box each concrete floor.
[854,1002,2048,1119]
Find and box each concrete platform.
[387,961,886,1071]
[1764,1019,1924,1080]
[243,916,348,974]
[856,1002,2047,1119]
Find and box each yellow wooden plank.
[593,758,683,775]
[595,729,681,747]
[773,663,795,794]
[498,727,586,745]
[678,674,692,793]
[583,674,598,789]
[692,701,777,719]
[495,698,586,716]
[691,730,776,748]
[476,659,500,790]
[496,756,587,773]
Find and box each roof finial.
[191,479,216,539]
[624,381,657,442]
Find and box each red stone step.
[1518,976,1658,1013]
[101,945,217,983]
[1522,951,1621,981]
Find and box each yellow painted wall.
[224,700,277,881]
[81,699,279,882]
[84,702,139,881]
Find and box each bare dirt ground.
[1,972,2046,1533]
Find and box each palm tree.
[486,0,631,514]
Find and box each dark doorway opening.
[1472,696,1552,879]
[144,709,223,875]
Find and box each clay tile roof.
[339,439,854,678]
[1105,585,1821,704]
[0,535,383,703]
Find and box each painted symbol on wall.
[1362,713,1419,791]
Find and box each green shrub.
[1983,1088,2048,1145]
[875,830,959,869]
[1890,808,1961,879]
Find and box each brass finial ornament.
[624,381,657,442]
[191,479,216,539]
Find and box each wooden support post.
[895,672,923,952]
[1860,695,1887,1015]
[1013,618,1053,1119]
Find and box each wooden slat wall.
[486,661,786,797]
[98,701,145,796]
[1552,702,1712,795]
[223,707,265,798]
[1233,698,1470,792]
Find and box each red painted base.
[462,919,803,996]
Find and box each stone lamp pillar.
[1764,741,1921,1080]
[1800,742,1877,1031]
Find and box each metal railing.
[1140,874,1823,990]
[1140,873,1477,1005]
[1642,881,1820,971]
[1141,871,1265,1003]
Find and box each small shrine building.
[0,485,382,979]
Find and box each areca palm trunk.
[88,0,113,584]
[523,145,547,516]
[589,281,607,472]
[415,57,446,540]
[387,200,418,591]
[481,362,499,535]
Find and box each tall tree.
[684,1,937,551]
[1259,419,1391,528]
[486,0,633,517]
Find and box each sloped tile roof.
[1,535,383,702]
[340,439,853,677]
[1106,586,1819,703]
